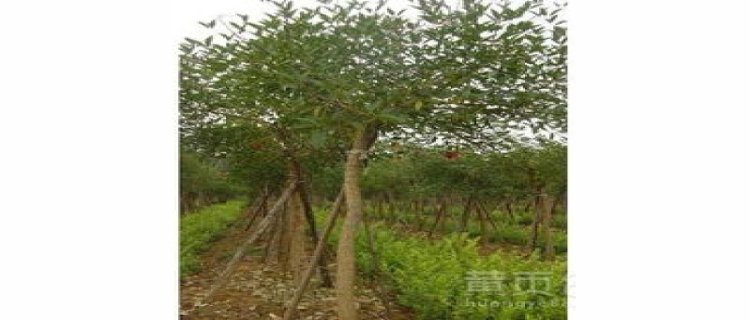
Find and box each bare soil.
[180,220,414,320]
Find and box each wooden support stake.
[282,188,345,320]
[194,181,298,307]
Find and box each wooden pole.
[194,181,298,307]
[282,188,345,320]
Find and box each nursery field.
[180,201,567,319]
[179,0,567,319]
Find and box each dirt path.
[180,219,413,320]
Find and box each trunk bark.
[428,199,446,237]
[287,190,305,281]
[263,207,280,262]
[524,189,544,257]
[377,198,384,219]
[479,202,500,232]
[292,161,333,287]
[505,202,514,221]
[387,193,395,222]
[440,199,449,232]
[336,130,368,320]
[460,198,472,232]
[541,191,555,261]
[245,191,270,231]
[417,199,427,229]
[476,202,487,244]
[282,189,345,320]
[272,199,289,265]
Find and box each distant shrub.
[180,152,247,213]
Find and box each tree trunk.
[282,189,345,320]
[245,191,270,231]
[197,182,297,306]
[287,190,305,281]
[460,198,472,232]
[558,190,567,215]
[292,161,333,287]
[524,189,544,257]
[550,197,558,215]
[336,130,368,320]
[271,199,288,265]
[428,199,446,237]
[377,198,384,219]
[387,193,395,222]
[478,202,500,232]
[505,202,514,221]
[260,191,270,217]
[440,199,449,232]
[541,191,555,261]
[476,202,487,245]
[263,208,280,262]
[417,199,427,229]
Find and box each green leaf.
[378,112,408,124]
[310,130,328,148]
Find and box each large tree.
[180,0,566,318]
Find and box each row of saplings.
[365,195,567,257]
[184,171,563,319]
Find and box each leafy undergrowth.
[349,223,567,320]
[317,206,567,319]
[180,200,246,277]
[357,227,566,320]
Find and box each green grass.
[179,200,246,277]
